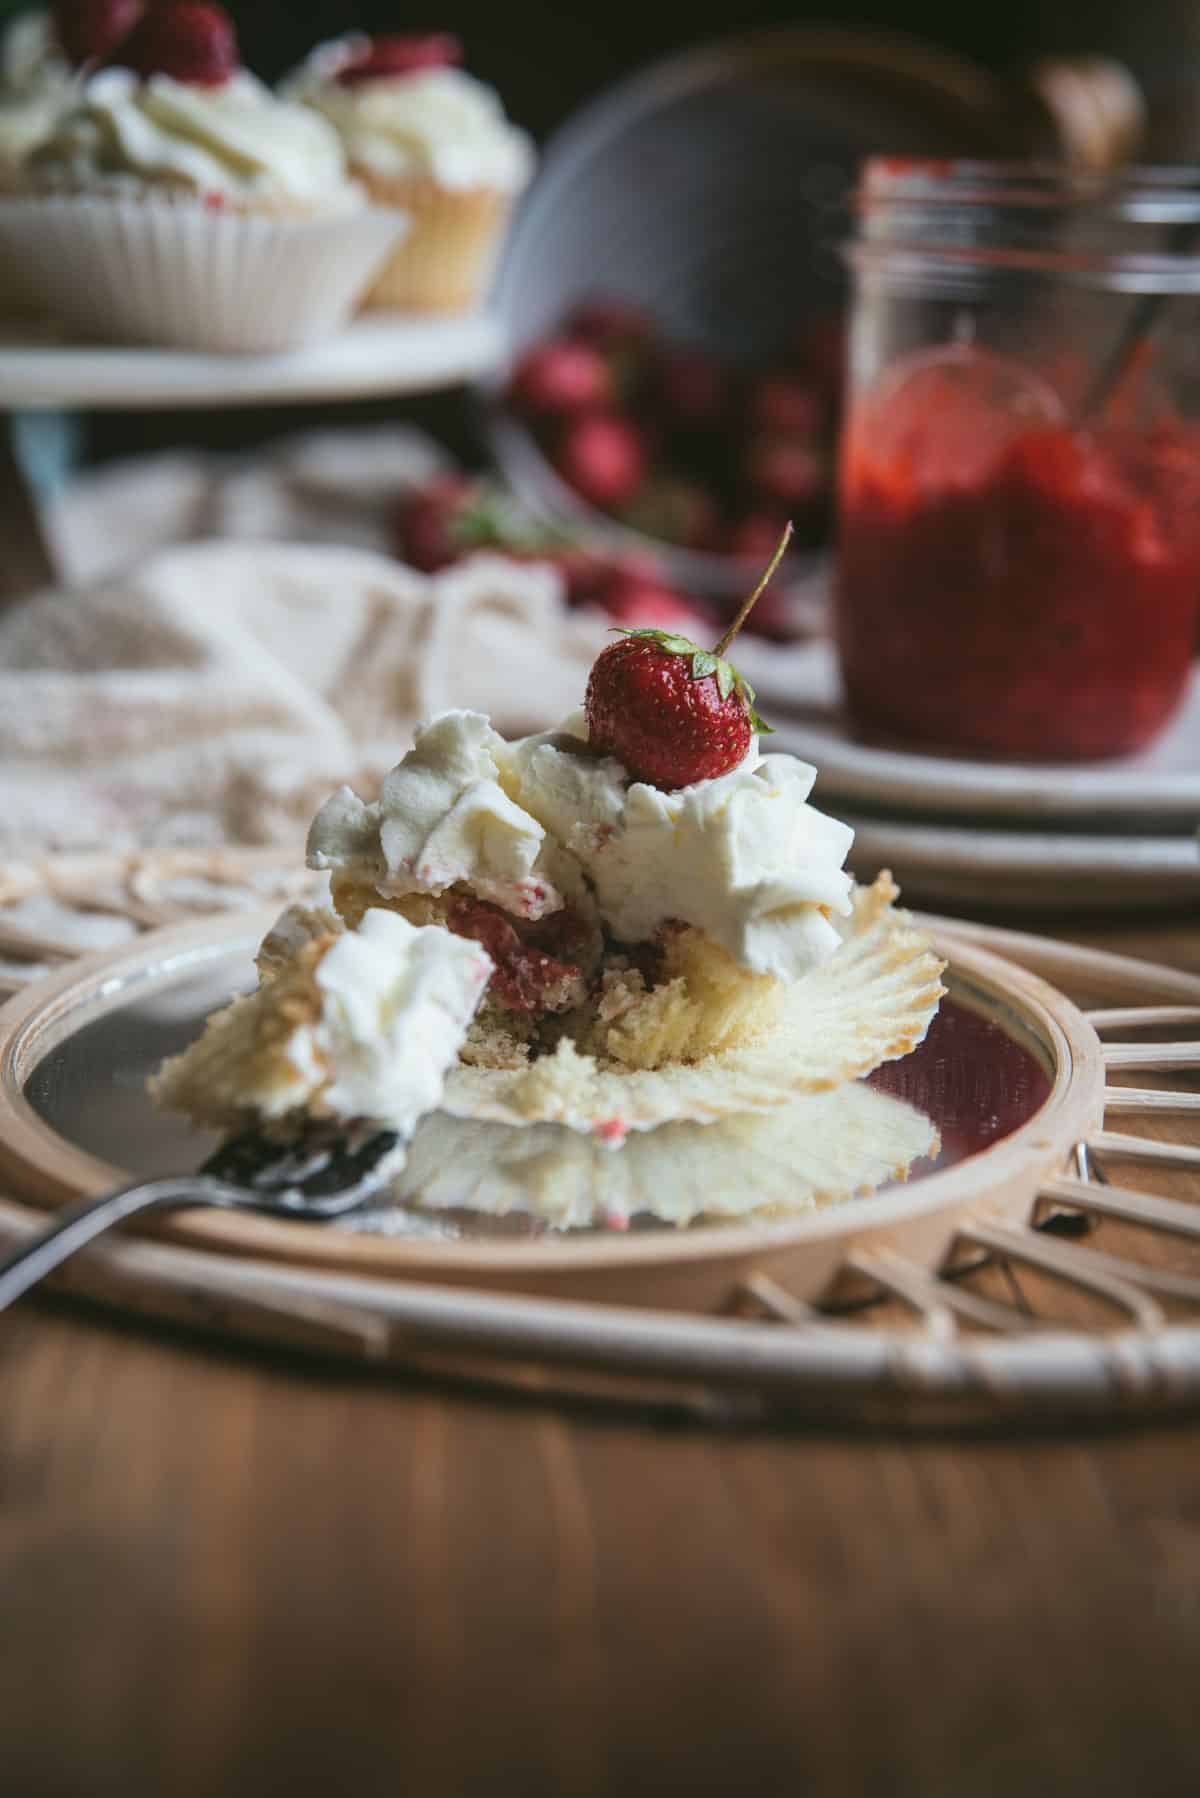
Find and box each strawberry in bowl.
[490,298,844,620]
[391,470,713,637]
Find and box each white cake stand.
[0,313,503,410]
[0,311,505,597]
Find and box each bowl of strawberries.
[485,296,843,606]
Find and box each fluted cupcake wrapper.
[441,877,947,1135]
[395,1084,939,1231]
[0,193,409,352]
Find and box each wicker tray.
[1,849,1197,1425]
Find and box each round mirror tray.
[1,851,1198,1426]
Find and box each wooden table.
[3,911,1199,1798]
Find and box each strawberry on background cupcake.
[1,0,408,348]
[53,0,143,67]
[33,4,358,213]
[282,31,534,314]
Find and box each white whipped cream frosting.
[283,38,534,192]
[0,10,73,172]
[32,67,357,205]
[2,10,62,90]
[308,709,856,984]
[308,710,565,921]
[272,905,493,1128]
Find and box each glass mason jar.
[835,160,1200,760]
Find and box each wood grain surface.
[3,910,1200,1798]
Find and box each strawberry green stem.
[712,519,794,660]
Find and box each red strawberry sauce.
[445,896,584,1014]
[835,413,1200,761]
[870,998,1051,1167]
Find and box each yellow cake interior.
[328,870,786,1072]
[151,933,339,1131]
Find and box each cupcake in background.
[32,5,359,216]
[2,1,407,350]
[283,32,534,314]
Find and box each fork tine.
[200,1125,400,1197]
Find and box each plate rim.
[0,906,1105,1296]
[840,814,1200,894]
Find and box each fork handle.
[0,1177,237,1313]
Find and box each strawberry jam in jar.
[835,161,1200,759]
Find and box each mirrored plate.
[0,911,1102,1307]
[20,959,1045,1234]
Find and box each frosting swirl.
[0,10,73,173]
[308,711,567,922]
[283,39,534,193]
[31,67,358,206]
[2,10,66,91]
[308,709,856,985]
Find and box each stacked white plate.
[741,639,1200,912]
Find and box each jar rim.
[857,157,1200,222]
[851,158,1200,289]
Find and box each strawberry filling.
[445,896,585,1015]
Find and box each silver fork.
[0,1124,401,1312]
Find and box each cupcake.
[152,577,945,1230]
[0,1,408,350]
[154,718,943,1223]
[283,32,534,314]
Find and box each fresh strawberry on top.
[584,524,790,789]
[335,34,462,85]
[54,0,143,67]
[107,0,238,83]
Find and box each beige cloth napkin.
[4,426,809,858]
[46,426,450,586]
[0,538,609,854]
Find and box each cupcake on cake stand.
[0,7,512,600]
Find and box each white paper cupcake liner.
[0,193,408,352]
[397,1084,939,1230]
